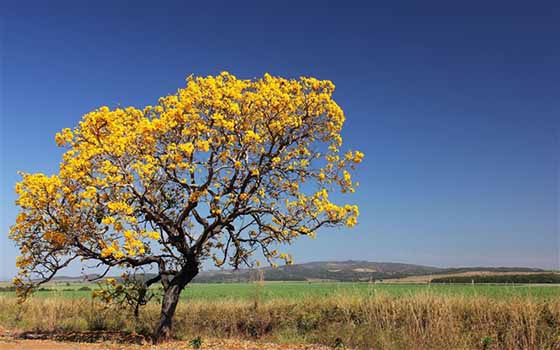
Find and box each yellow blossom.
[244,130,261,143]
[178,142,195,155]
[101,217,115,225]
[195,139,210,152]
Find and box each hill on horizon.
[16,260,547,284]
[192,260,547,283]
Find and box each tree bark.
[154,262,198,343]
[154,284,182,342]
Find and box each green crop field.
[1,281,559,300]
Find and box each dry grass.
[0,292,559,350]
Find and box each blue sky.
[1,1,558,279]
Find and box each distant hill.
[35,261,548,284]
[50,274,101,282]
[191,260,546,283]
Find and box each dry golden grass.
[0,292,559,349]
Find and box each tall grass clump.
[0,291,558,349]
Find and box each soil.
[0,328,331,350]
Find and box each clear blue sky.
[1,1,558,279]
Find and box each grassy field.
[2,282,559,348]
[1,281,560,300]
[1,289,559,349]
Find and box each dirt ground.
[382,270,553,283]
[0,329,330,350]
[0,339,331,350]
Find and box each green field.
[1,281,559,300]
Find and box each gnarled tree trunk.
[154,262,198,343]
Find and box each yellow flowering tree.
[10,72,363,342]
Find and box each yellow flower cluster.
[81,186,97,199]
[54,128,73,146]
[345,150,365,164]
[101,241,123,259]
[195,139,210,152]
[243,130,261,143]
[179,142,194,155]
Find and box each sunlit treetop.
[11,72,363,297]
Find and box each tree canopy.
[10,72,362,340]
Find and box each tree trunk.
[154,262,198,343]
[154,284,182,341]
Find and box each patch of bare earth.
[382,271,555,283]
[0,328,330,350]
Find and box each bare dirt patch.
[382,271,553,283]
[0,327,330,350]
[0,338,331,350]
